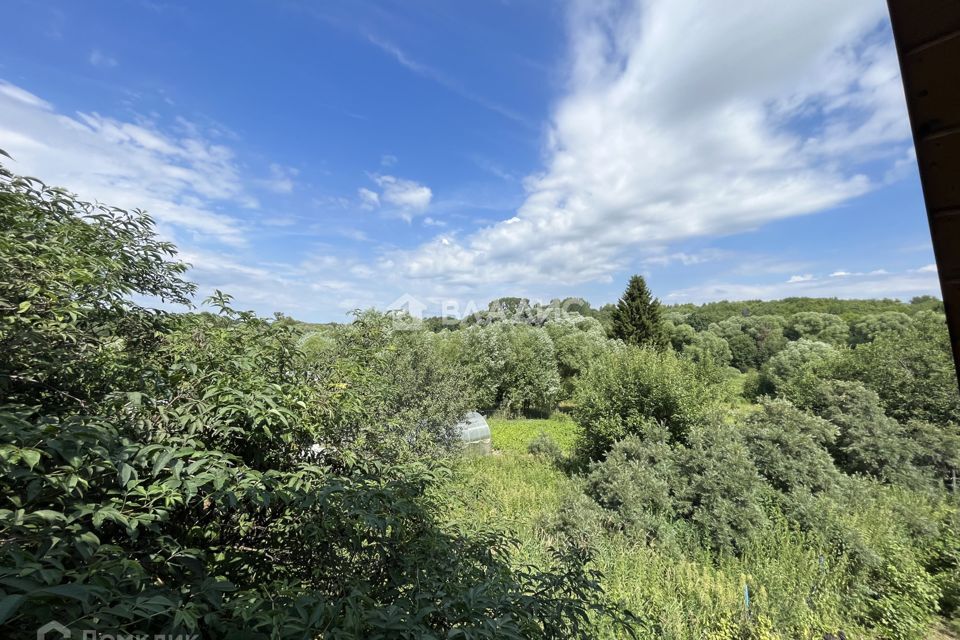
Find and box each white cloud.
[364,174,433,220]
[366,34,529,126]
[0,82,52,110]
[0,79,257,246]
[258,163,297,194]
[917,263,938,273]
[357,187,380,209]
[423,216,446,227]
[381,153,398,167]
[392,0,909,293]
[89,49,119,68]
[643,249,730,267]
[787,274,815,283]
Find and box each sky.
[0,0,941,321]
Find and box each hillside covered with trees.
[2,161,959,639]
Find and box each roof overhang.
[887,1,960,386]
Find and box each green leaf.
[0,595,24,625]
[20,448,41,470]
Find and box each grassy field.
[445,416,885,639]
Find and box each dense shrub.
[573,346,725,459]
[837,311,960,425]
[802,380,917,483]
[586,421,767,555]
[528,431,563,461]
[677,422,768,554]
[454,323,561,417]
[849,311,912,345]
[681,330,733,367]
[784,312,848,345]
[544,314,610,400]
[585,429,681,544]
[316,312,474,457]
[758,339,836,398]
[742,399,839,493]
[712,315,788,371]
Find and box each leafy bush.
[543,314,610,400]
[837,311,960,425]
[586,421,767,555]
[528,432,563,461]
[454,323,561,417]
[848,311,912,345]
[712,315,788,371]
[585,430,681,544]
[681,330,733,367]
[801,380,917,483]
[784,312,848,345]
[573,346,725,459]
[757,339,836,399]
[742,399,839,493]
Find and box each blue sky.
[0,0,940,321]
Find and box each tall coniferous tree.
[611,275,667,347]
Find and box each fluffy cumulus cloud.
[0,79,257,246]
[393,0,909,290]
[360,174,433,220]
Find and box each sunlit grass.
[487,413,581,455]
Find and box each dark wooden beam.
[887,0,960,387]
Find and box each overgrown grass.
[488,413,580,455]
[447,417,952,639]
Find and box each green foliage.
[784,312,848,345]
[528,432,563,461]
[0,166,192,413]
[665,322,696,352]
[711,315,787,371]
[488,415,580,456]
[681,330,733,367]
[573,346,725,459]
[585,421,767,555]
[317,312,474,457]
[848,311,912,345]
[837,310,960,425]
[676,297,926,330]
[742,399,840,493]
[802,380,918,483]
[454,323,561,417]
[585,431,682,545]
[544,314,611,400]
[757,338,836,398]
[610,275,667,348]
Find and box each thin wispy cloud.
[88,49,118,68]
[366,33,532,128]
[668,266,939,303]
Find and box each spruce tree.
[611,274,666,347]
